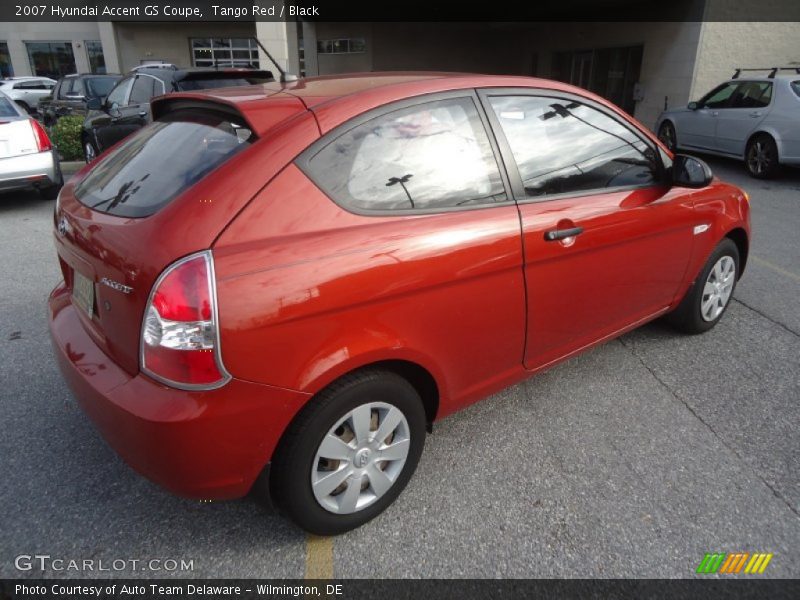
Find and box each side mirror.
[672,154,713,188]
[108,101,120,116]
[687,101,699,110]
[86,97,102,110]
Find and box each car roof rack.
[732,66,800,79]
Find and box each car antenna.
[252,37,298,83]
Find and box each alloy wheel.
[311,402,410,514]
[701,256,735,322]
[747,140,772,175]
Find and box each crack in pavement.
[616,336,800,520]
[732,297,800,338]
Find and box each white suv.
[0,77,57,113]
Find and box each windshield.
[85,76,121,99]
[74,109,254,218]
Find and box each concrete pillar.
[7,40,31,76]
[302,21,318,76]
[98,22,121,74]
[254,20,300,77]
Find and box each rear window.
[0,96,19,117]
[74,109,254,218]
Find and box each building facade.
[0,18,797,129]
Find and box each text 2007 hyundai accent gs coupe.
[49,73,750,534]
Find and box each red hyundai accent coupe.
[48,73,750,534]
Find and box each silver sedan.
[655,74,800,179]
[0,91,62,199]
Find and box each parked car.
[656,68,800,178]
[40,73,122,127]
[0,76,56,114]
[0,91,62,199]
[81,67,274,162]
[49,73,750,535]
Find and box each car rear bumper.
[48,281,310,500]
[0,150,60,192]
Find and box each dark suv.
[81,67,273,162]
[41,74,122,127]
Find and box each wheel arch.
[744,129,780,160]
[725,227,749,278]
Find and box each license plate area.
[72,270,95,318]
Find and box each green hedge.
[50,116,84,161]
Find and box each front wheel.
[668,238,739,334]
[658,121,677,152]
[83,138,98,163]
[270,370,426,535]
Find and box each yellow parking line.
[305,534,334,579]
[751,255,800,283]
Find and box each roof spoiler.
[732,66,800,79]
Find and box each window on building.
[0,42,13,78]
[551,46,643,115]
[316,38,366,54]
[303,97,506,212]
[190,38,259,68]
[85,41,106,74]
[488,95,657,198]
[26,41,76,79]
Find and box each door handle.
[749,111,762,118]
[544,226,584,242]
[138,111,147,117]
[711,110,719,117]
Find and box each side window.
[488,96,658,198]
[129,75,155,105]
[70,79,85,96]
[106,76,133,107]
[729,82,772,109]
[58,79,73,99]
[700,82,739,109]
[303,97,506,211]
[792,81,800,99]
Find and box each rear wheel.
[745,134,780,179]
[270,370,426,535]
[668,238,739,334]
[658,121,677,152]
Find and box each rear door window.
[301,96,507,212]
[73,109,255,218]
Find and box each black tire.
[667,238,739,334]
[270,369,426,535]
[658,121,677,152]
[745,134,780,179]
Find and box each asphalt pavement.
[0,156,797,579]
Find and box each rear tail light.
[29,118,52,152]
[141,251,230,390]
